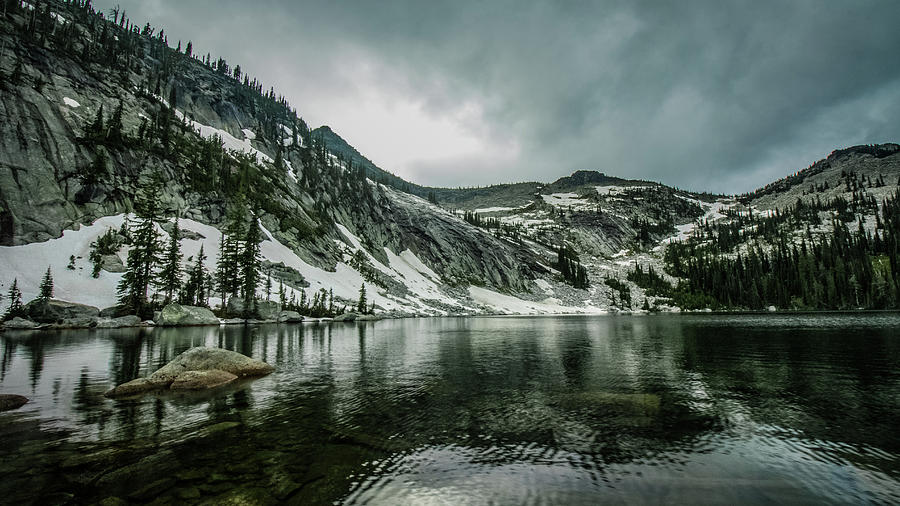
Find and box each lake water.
[1,314,899,504]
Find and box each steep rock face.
[0,1,540,306]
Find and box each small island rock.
[105,347,274,397]
[170,370,238,390]
[0,394,28,411]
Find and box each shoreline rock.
[156,304,219,326]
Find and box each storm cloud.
[94,0,900,193]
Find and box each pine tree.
[38,267,53,301]
[106,100,125,146]
[5,279,24,320]
[182,245,207,306]
[216,209,245,309]
[157,216,183,305]
[278,279,286,306]
[265,269,272,301]
[117,177,162,317]
[240,214,262,316]
[87,104,104,140]
[357,283,367,313]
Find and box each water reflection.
[0,315,898,504]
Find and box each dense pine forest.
[657,187,900,310]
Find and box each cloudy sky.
[95,0,900,193]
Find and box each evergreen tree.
[357,283,367,313]
[117,177,162,317]
[157,216,183,304]
[38,267,53,301]
[87,104,104,140]
[106,100,125,146]
[265,269,272,301]
[216,209,245,309]
[240,214,262,316]
[5,279,24,320]
[182,245,207,306]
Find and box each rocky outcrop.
[100,254,126,273]
[0,394,28,411]
[156,304,219,326]
[3,317,38,330]
[24,299,100,323]
[95,315,141,328]
[226,297,281,320]
[105,347,274,397]
[333,312,358,322]
[277,310,303,323]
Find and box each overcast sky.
[95,0,900,193]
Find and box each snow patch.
[63,97,80,108]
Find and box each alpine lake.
[1,313,898,505]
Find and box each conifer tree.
[157,216,183,305]
[265,269,272,302]
[38,267,53,301]
[87,104,104,140]
[107,100,124,146]
[240,215,262,316]
[357,283,367,314]
[5,279,24,320]
[182,245,207,306]
[117,177,162,317]
[216,209,245,309]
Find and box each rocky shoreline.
[0,298,386,332]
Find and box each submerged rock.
[105,347,274,397]
[0,394,28,411]
[156,304,219,326]
[25,299,100,323]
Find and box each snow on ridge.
[151,94,273,164]
[473,206,520,213]
[468,286,604,315]
[0,212,603,316]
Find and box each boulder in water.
[156,304,219,326]
[0,394,28,411]
[105,347,274,397]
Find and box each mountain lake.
[1,314,898,504]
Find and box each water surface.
[1,314,899,504]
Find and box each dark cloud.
[95,0,900,192]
